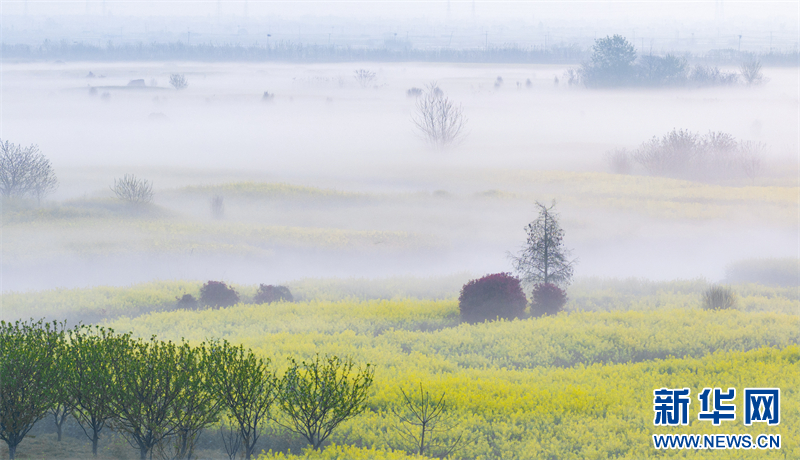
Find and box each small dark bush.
[605,148,635,174]
[530,283,567,317]
[458,273,527,323]
[175,293,199,310]
[200,281,240,308]
[253,284,294,304]
[702,285,738,310]
[211,195,224,219]
[406,87,423,98]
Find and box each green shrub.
[702,285,738,310]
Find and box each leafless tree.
[353,69,376,88]
[111,174,154,204]
[740,60,764,86]
[391,383,462,457]
[0,140,58,202]
[169,74,188,90]
[739,140,766,184]
[412,83,467,150]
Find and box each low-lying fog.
[1,62,797,292]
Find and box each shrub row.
[180,281,294,309]
[458,273,567,323]
[0,320,372,460]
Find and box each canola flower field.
[3,277,797,459]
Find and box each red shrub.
[200,281,240,308]
[531,283,567,317]
[458,273,527,323]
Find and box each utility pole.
[485,31,488,50]
[738,34,742,52]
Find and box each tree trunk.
[91,430,99,457]
[8,442,17,460]
[419,423,426,455]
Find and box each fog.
[1,2,798,293]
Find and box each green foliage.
[205,340,278,459]
[703,285,738,310]
[65,325,133,457]
[107,337,198,460]
[278,355,374,449]
[161,342,222,460]
[0,319,65,459]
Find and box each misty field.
[1,278,799,459]
[1,60,798,460]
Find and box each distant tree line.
[3,39,796,65]
[1,40,585,64]
[569,35,790,88]
[0,319,373,460]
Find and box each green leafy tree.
[277,355,374,449]
[108,337,192,460]
[50,332,75,443]
[512,201,576,288]
[0,320,65,459]
[581,35,637,87]
[161,342,223,460]
[65,326,132,457]
[206,340,278,460]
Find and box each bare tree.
[170,74,188,90]
[740,60,764,86]
[739,140,766,184]
[0,140,58,202]
[391,383,462,457]
[353,69,376,88]
[111,174,154,204]
[412,83,467,150]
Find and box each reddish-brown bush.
[530,283,567,317]
[199,281,240,308]
[253,284,294,304]
[458,273,527,323]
